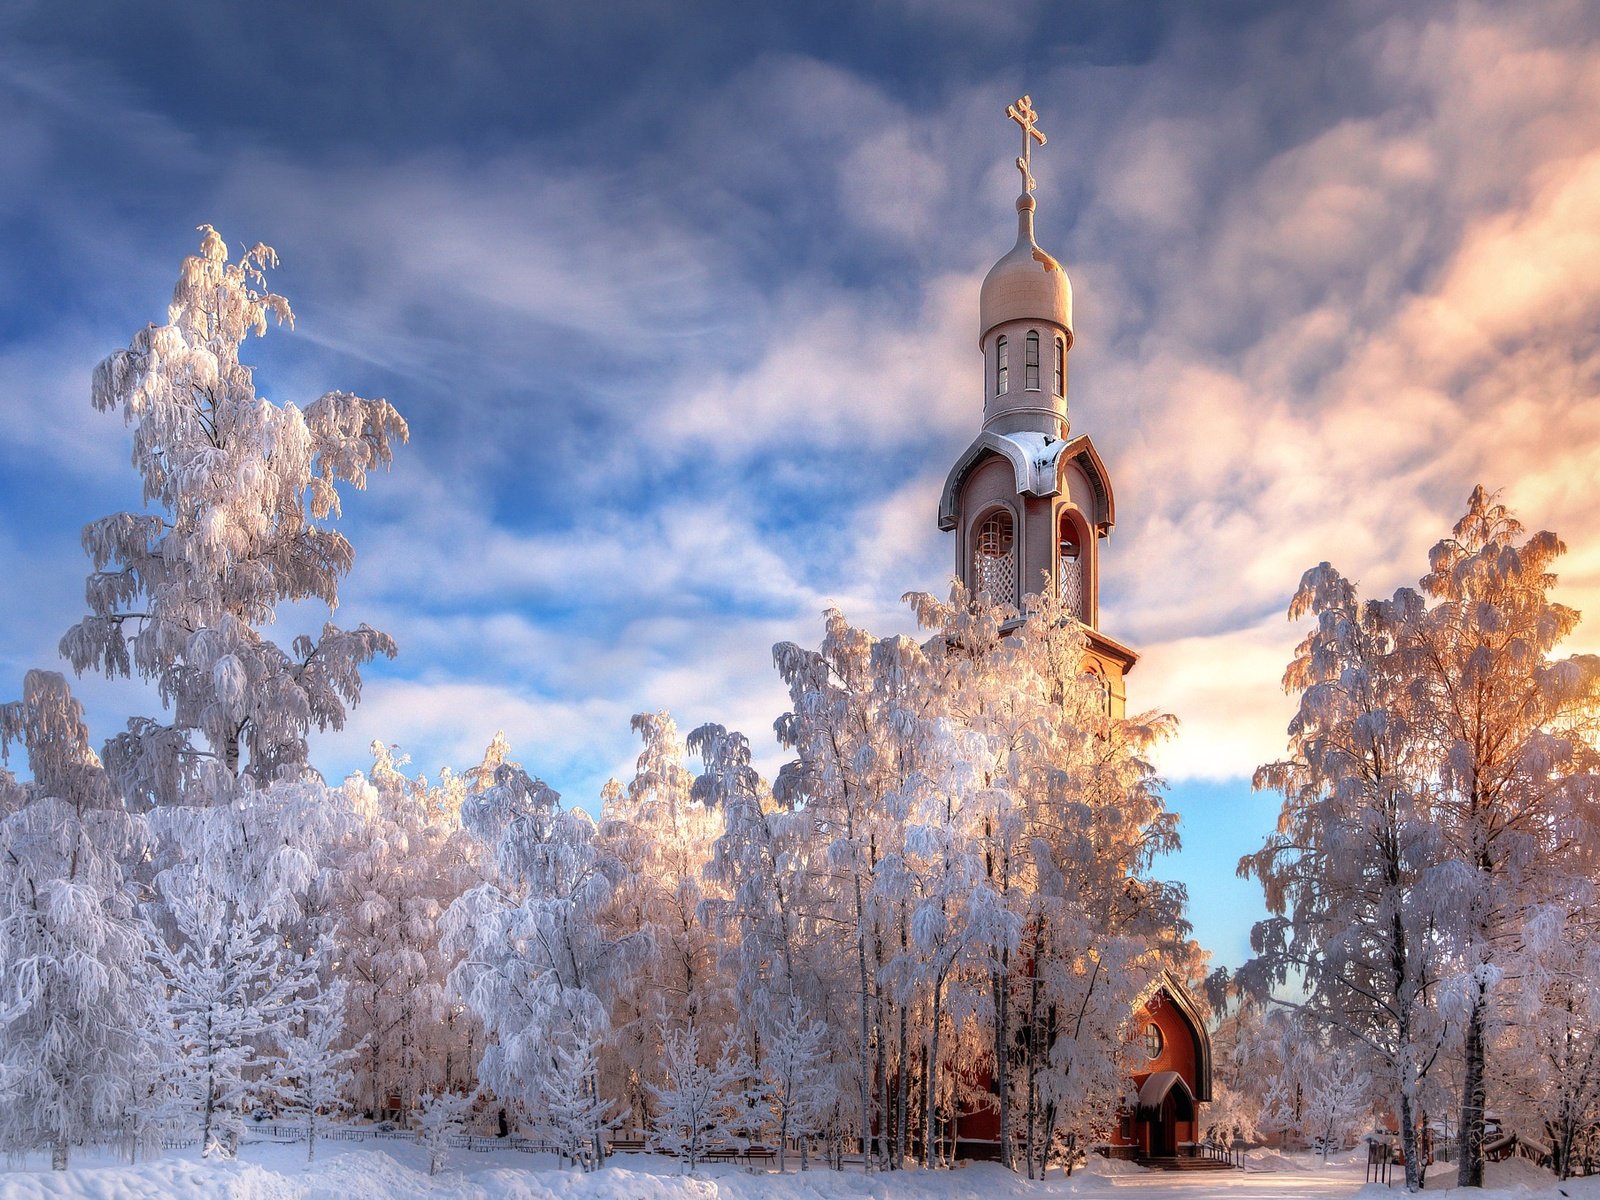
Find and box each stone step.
[1141,1156,1238,1171]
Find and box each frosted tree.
[444,750,643,1164]
[47,225,408,1151]
[1498,903,1600,1179]
[0,671,148,1169]
[1242,560,1450,1190]
[145,862,321,1157]
[539,1029,618,1170]
[1205,999,1289,1145]
[689,724,800,1006]
[61,225,406,803]
[415,1088,475,1176]
[772,611,931,1168]
[763,998,834,1171]
[599,713,728,1124]
[333,741,483,1118]
[276,978,360,1162]
[1301,1052,1374,1160]
[1409,489,1600,1187]
[648,1024,745,1169]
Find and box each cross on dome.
[1006,95,1047,193]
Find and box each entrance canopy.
[1136,1071,1196,1121]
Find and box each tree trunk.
[1024,923,1041,1179]
[924,979,943,1168]
[52,1133,68,1171]
[1456,981,1487,1188]
[877,986,890,1167]
[854,870,873,1172]
[992,954,1012,1170]
[896,995,909,1167]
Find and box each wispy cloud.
[3,0,1598,824]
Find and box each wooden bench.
[743,1146,776,1169]
[609,1138,648,1154]
[702,1147,741,1165]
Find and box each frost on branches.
[0,672,148,1170]
[35,227,410,1162]
[332,742,484,1119]
[444,754,642,1165]
[274,978,361,1163]
[145,862,326,1158]
[415,1088,475,1176]
[61,224,406,803]
[769,581,1191,1174]
[1243,487,1600,1190]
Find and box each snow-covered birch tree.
[1243,488,1600,1190]
[1242,561,1449,1190]
[61,226,406,804]
[1409,488,1600,1187]
[333,741,482,1118]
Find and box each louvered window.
[1025,331,1040,390]
[1054,336,1065,396]
[995,336,1008,395]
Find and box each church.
[939,98,1213,1163]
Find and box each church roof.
[1154,971,1214,1103]
[1136,1070,1197,1121]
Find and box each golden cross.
[1006,95,1047,193]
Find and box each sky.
[2,0,1598,971]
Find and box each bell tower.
[937,96,1138,716]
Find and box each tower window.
[1025,331,1040,390]
[1054,336,1065,396]
[995,336,1008,395]
[973,509,1016,603]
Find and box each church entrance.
[1136,1071,1195,1160]
[1146,1092,1179,1157]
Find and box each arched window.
[1025,331,1040,390]
[1058,515,1084,618]
[973,509,1016,602]
[1054,336,1065,396]
[995,336,1008,395]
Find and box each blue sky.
[3,0,1599,970]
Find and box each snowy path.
[1099,1164,1366,1199]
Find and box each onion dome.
[978,193,1072,347]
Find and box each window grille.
[1059,554,1084,618]
[1145,1022,1164,1059]
[1025,331,1040,390]
[995,336,1008,395]
[1059,521,1083,618]
[973,511,1015,602]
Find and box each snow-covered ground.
[1,1145,1594,1200]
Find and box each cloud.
[6,0,1600,817]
